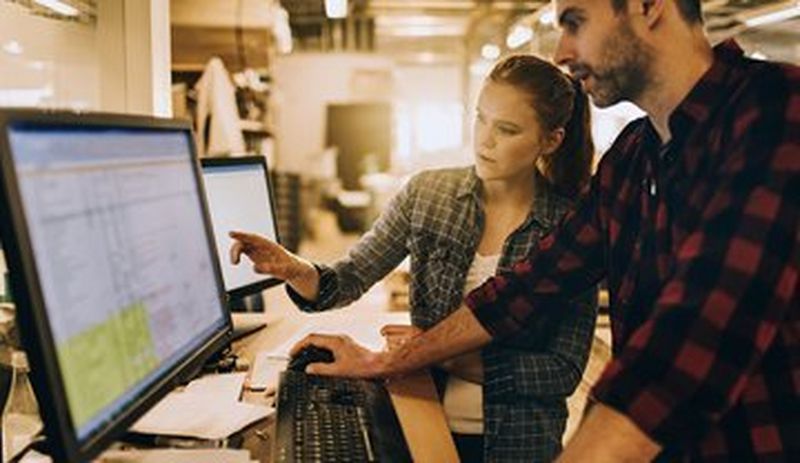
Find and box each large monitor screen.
[201,157,281,300]
[0,111,230,462]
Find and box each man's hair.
[610,0,703,24]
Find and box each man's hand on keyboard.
[290,333,386,378]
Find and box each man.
[288,0,799,460]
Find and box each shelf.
[239,119,273,137]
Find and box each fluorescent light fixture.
[370,1,473,10]
[376,15,453,27]
[33,0,79,16]
[375,15,467,37]
[325,0,348,19]
[506,25,533,49]
[481,44,500,60]
[3,41,23,56]
[378,25,465,37]
[740,1,800,28]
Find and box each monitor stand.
[230,312,267,341]
[228,295,267,341]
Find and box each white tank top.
[443,253,500,435]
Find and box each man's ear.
[641,0,665,28]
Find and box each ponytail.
[547,79,593,197]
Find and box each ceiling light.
[325,0,348,19]
[481,44,500,60]
[739,1,800,28]
[33,0,79,17]
[506,25,533,49]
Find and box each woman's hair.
[489,55,594,198]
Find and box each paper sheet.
[18,450,52,463]
[99,448,255,463]
[131,373,272,440]
[268,312,411,358]
[183,371,246,398]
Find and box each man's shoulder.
[597,117,649,169]
[719,58,799,157]
[726,57,800,114]
[742,56,800,86]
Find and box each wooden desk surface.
[232,287,459,463]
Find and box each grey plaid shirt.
[288,167,597,462]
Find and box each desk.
[232,285,459,463]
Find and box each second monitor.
[200,156,282,309]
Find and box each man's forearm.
[380,305,493,377]
[558,403,661,463]
[286,258,321,301]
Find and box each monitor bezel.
[200,156,283,300]
[0,109,233,462]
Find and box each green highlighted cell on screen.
[56,302,158,428]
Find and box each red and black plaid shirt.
[466,40,799,461]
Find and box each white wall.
[172,0,278,28]
[272,53,394,174]
[0,0,171,116]
[0,2,99,109]
[393,63,469,171]
[273,53,469,175]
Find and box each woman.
[231,55,597,462]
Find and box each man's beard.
[572,23,654,108]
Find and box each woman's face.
[473,81,555,182]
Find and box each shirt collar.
[457,167,563,230]
[456,166,481,199]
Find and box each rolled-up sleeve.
[485,288,598,400]
[466,174,608,340]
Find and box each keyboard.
[274,371,412,462]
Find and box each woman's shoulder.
[404,166,474,196]
[534,172,578,220]
[548,192,575,219]
[408,165,472,184]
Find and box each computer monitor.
[0,110,231,462]
[200,156,282,305]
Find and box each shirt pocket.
[408,235,466,325]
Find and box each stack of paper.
[131,373,272,440]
